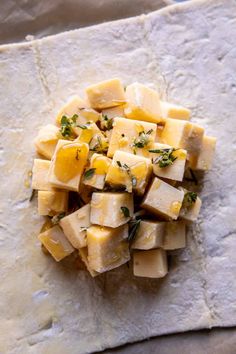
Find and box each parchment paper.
[1,1,236,353]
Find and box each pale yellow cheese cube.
[38,190,68,216]
[150,143,187,182]
[141,177,184,220]
[90,192,133,228]
[179,189,202,222]
[38,225,74,262]
[133,249,168,278]
[34,124,59,159]
[75,123,108,154]
[107,117,156,158]
[87,224,130,273]
[131,220,165,250]
[101,105,125,123]
[79,248,99,277]
[124,83,163,124]
[56,95,100,125]
[162,221,186,250]
[161,119,204,161]
[160,101,191,121]
[86,78,126,109]
[106,150,152,195]
[48,140,89,192]
[59,204,91,249]
[32,159,54,191]
[83,153,111,190]
[190,135,216,170]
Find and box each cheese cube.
[79,248,99,277]
[75,123,108,154]
[86,78,126,109]
[38,225,74,262]
[124,83,163,124]
[190,135,216,170]
[87,224,130,273]
[83,154,111,190]
[131,220,165,250]
[107,117,156,158]
[34,124,59,159]
[106,150,152,194]
[48,140,89,192]
[90,192,133,228]
[160,101,191,121]
[161,119,204,161]
[56,95,100,125]
[101,105,125,121]
[59,204,91,248]
[150,143,187,182]
[32,159,54,191]
[162,221,186,250]
[38,190,68,216]
[141,177,184,220]
[179,189,202,222]
[133,249,168,278]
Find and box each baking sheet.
[1,0,236,353]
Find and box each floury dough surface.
[0,0,236,353]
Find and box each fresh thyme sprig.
[102,114,113,131]
[120,206,130,218]
[116,161,137,188]
[182,191,198,208]
[128,218,141,242]
[84,168,96,180]
[149,148,178,168]
[132,129,153,150]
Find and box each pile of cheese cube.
[32,79,216,278]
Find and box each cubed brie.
[106,150,152,194]
[90,192,133,228]
[38,225,74,262]
[87,224,130,273]
[59,204,91,249]
[107,117,156,158]
[150,143,187,182]
[162,221,186,250]
[34,124,59,159]
[160,101,191,121]
[179,188,202,222]
[133,249,168,278]
[38,190,68,216]
[48,140,89,192]
[86,78,126,109]
[124,83,163,124]
[131,220,165,250]
[32,159,54,191]
[141,177,184,220]
[79,248,99,277]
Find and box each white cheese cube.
[131,220,165,250]
[141,177,184,220]
[56,95,100,125]
[86,78,126,109]
[161,119,204,161]
[133,249,168,278]
[179,189,202,222]
[87,224,130,273]
[90,192,133,228]
[106,150,152,195]
[48,140,89,192]
[124,83,163,124]
[162,221,186,250]
[38,190,68,216]
[160,101,191,121]
[107,117,156,158]
[59,204,91,249]
[32,159,54,191]
[34,124,59,159]
[79,248,99,277]
[190,135,216,170]
[38,225,74,262]
[83,153,111,190]
[150,143,187,182]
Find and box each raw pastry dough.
[0,0,236,352]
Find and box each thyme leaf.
[120,206,130,218]
[84,168,96,180]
